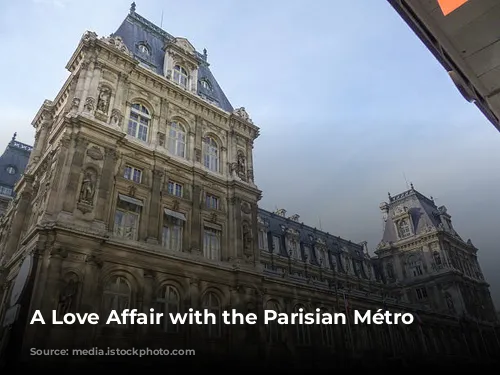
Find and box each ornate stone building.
[0,134,32,216]
[0,3,498,370]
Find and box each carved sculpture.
[84,97,95,112]
[233,107,253,123]
[110,109,122,126]
[445,293,455,313]
[236,150,246,180]
[242,222,253,256]
[57,276,79,317]
[96,87,111,113]
[79,169,97,204]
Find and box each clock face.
[10,255,33,307]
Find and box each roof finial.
[203,48,207,60]
[12,132,17,142]
[410,182,414,190]
[130,2,136,13]
[388,192,392,200]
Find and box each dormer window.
[173,65,188,88]
[137,43,150,56]
[398,219,411,238]
[200,79,212,91]
[6,166,16,175]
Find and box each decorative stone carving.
[57,273,79,317]
[210,212,217,223]
[86,146,103,161]
[233,107,253,124]
[81,31,97,43]
[79,168,97,205]
[247,168,254,182]
[129,185,136,197]
[236,150,246,180]
[110,109,122,126]
[84,97,95,112]
[172,200,180,211]
[100,35,132,56]
[275,208,286,217]
[242,221,253,257]
[241,201,251,215]
[71,97,80,112]
[96,87,111,114]
[289,214,300,222]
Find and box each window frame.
[127,103,151,142]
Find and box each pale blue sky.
[1,0,500,307]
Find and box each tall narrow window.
[294,305,311,346]
[258,230,268,251]
[114,196,142,240]
[203,292,221,338]
[173,65,188,88]
[265,300,282,343]
[128,103,150,142]
[156,285,180,333]
[102,276,130,326]
[203,136,219,172]
[167,122,186,158]
[399,219,411,238]
[162,215,183,251]
[203,227,221,260]
[408,255,424,277]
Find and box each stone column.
[31,120,51,164]
[62,137,88,213]
[234,197,242,261]
[220,147,227,176]
[246,141,254,182]
[190,183,202,253]
[71,61,89,113]
[94,148,118,222]
[78,61,94,112]
[4,188,33,261]
[251,202,260,265]
[45,135,72,216]
[227,197,237,261]
[84,62,102,113]
[141,272,155,336]
[146,169,163,243]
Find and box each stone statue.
[79,170,97,204]
[96,87,111,113]
[57,278,78,316]
[445,293,455,313]
[237,151,246,180]
[242,222,253,255]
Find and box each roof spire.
[203,48,208,60]
[130,2,136,13]
[12,132,17,142]
[410,182,414,190]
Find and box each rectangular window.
[162,216,183,251]
[167,181,183,198]
[413,265,423,277]
[203,228,221,260]
[0,186,13,196]
[258,230,268,251]
[415,287,428,300]
[114,198,141,240]
[272,236,281,253]
[205,194,219,210]
[124,166,142,183]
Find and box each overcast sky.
[1,0,499,308]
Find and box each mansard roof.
[0,133,32,192]
[381,185,445,243]
[113,6,234,113]
[258,208,367,260]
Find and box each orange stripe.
[437,0,468,16]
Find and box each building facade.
[0,4,499,369]
[0,134,32,216]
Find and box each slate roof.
[258,208,367,261]
[381,186,443,243]
[0,133,32,196]
[113,7,234,112]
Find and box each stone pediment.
[172,37,195,55]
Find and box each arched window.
[173,65,188,88]
[265,300,281,344]
[203,292,221,338]
[167,122,187,158]
[203,136,219,172]
[294,304,311,346]
[319,308,334,347]
[128,103,150,142]
[408,254,423,277]
[200,79,212,91]
[102,276,130,326]
[156,285,180,333]
[398,219,411,238]
[137,43,150,55]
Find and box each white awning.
[164,208,186,221]
[118,194,144,207]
